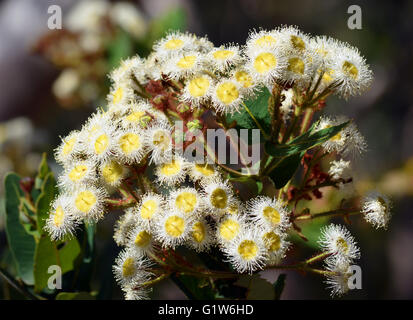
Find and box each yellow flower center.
[194,164,215,176]
[255,35,276,46]
[177,55,196,69]
[94,134,109,155]
[175,192,197,214]
[102,161,123,184]
[263,232,281,252]
[140,200,158,219]
[210,188,228,209]
[263,206,281,225]
[238,240,258,261]
[53,206,65,227]
[62,137,76,155]
[75,190,97,214]
[192,222,206,243]
[164,39,184,50]
[227,204,239,215]
[122,257,135,277]
[321,68,335,83]
[113,87,124,104]
[119,133,140,154]
[188,77,210,97]
[219,219,240,241]
[213,50,234,60]
[216,82,239,105]
[336,237,349,253]
[126,111,146,123]
[160,160,181,177]
[68,165,88,182]
[235,71,253,88]
[290,35,306,50]
[165,216,185,237]
[287,57,305,75]
[134,230,152,247]
[153,130,170,151]
[253,52,277,74]
[342,61,358,79]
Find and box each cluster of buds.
[46,26,391,299]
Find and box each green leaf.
[273,274,286,300]
[33,236,81,293]
[35,172,58,235]
[59,239,81,274]
[265,121,350,159]
[4,173,36,285]
[33,236,58,293]
[55,292,96,300]
[269,152,305,189]
[227,87,272,132]
[37,153,50,181]
[108,28,134,70]
[171,274,215,300]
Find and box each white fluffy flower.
[222,228,268,274]
[319,224,360,267]
[361,192,392,229]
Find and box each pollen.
[164,39,184,50]
[53,206,65,227]
[213,50,234,60]
[95,134,109,155]
[160,160,181,176]
[75,190,97,214]
[192,222,206,243]
[175,192,197,214]
[68,165,88,182]
[188,77,210,97]
[238,240,258,260]
[287,57,305,75]
[263,206,281,225]
[102,161,123,184]
[263,232,281,252]
[153,131,170,151]
[194,164,215,176]
[342,61,358,79]
[210,188,228,209]
[122,257,135,277]
[165,216,185,237]
[216,82,239,105]
[336,237,349,253]
[235,71,253,88]
[227,204,239,215]
[119,133,140,154]
[113,87,124,104]
[134,230,152,247]
[126,111,146,123]
[140,200,158,219]
[255,35,276,46]
[253,53,276,74]
[219,219,240,241]
[177,55,196,69]
[290,35,306,50]
[322,68,335,83]
[63,137,76,155]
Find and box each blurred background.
[0,0,412,299]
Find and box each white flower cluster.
[318,224,360,296]
[45,27,381,300]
